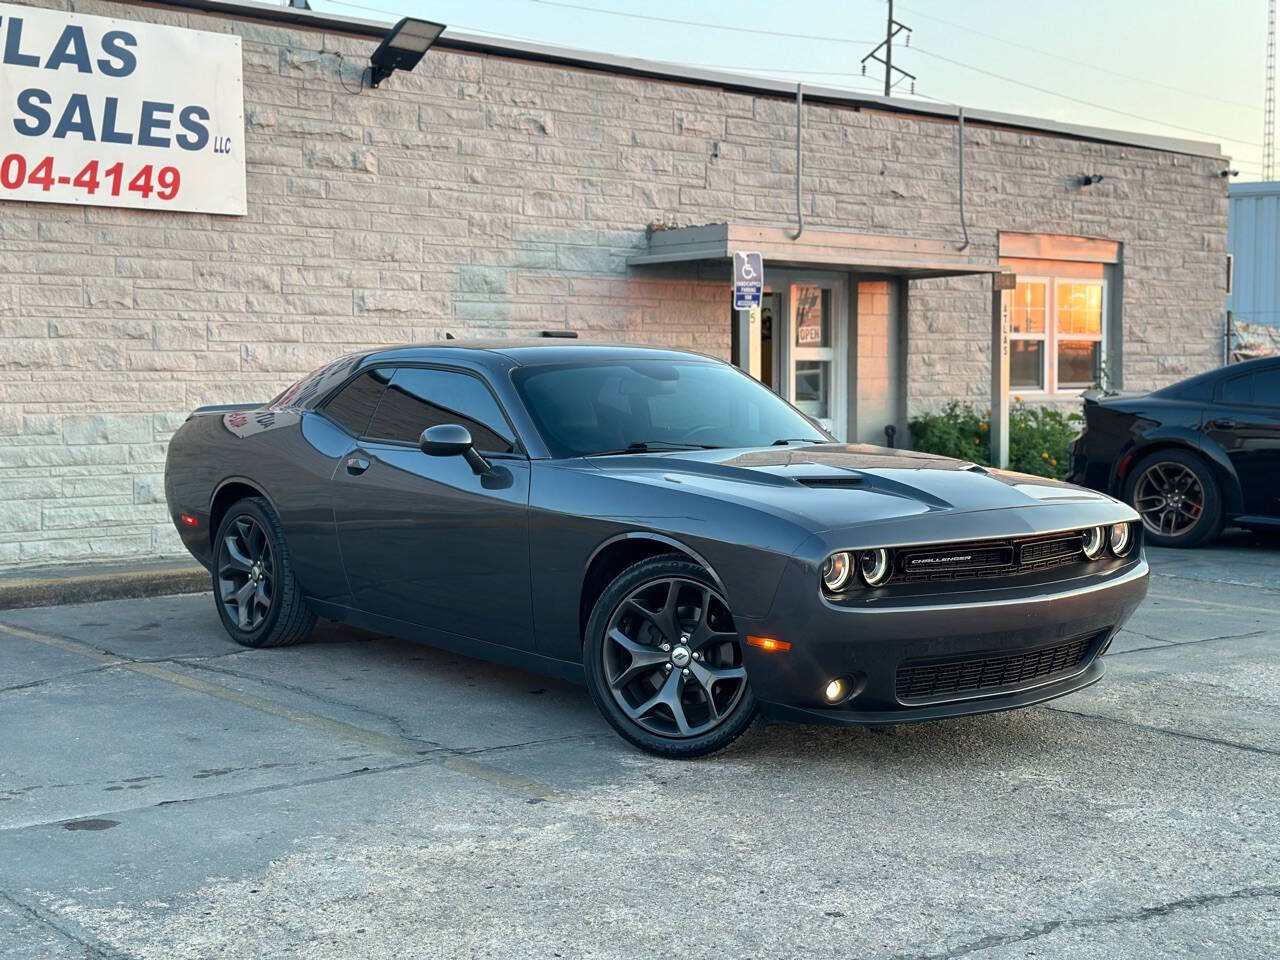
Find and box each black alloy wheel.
[1124,449,1222,548]
[218,515,274,632]
[584,556,756,757]
[212,497,317,647]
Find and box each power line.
[912,45,1263,147]
[522,0,876,45]
[317,0,1261,149]
[895,1,1260,112]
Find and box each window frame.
[318,362,528,459]
[1009,276,1050,393]
[1008,276,1108,396]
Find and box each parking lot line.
[0,620,560,801]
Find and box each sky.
[311,0,1270,178]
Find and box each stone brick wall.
[0,0,1229,568]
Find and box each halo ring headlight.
[859,548,892,586]
[1109,522,1133,557]
[1082,526,1106,560]
[821,552,852,592]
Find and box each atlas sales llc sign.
[0,3,245,214]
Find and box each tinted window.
[1254,368,1280,407]
[1218,374,1252,404]
[512,360,828,458]
[322,368,390,436]
[1177,379,1213,402]
[366,367,515,453]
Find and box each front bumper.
[737,554,1148,726]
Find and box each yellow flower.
[980,422,988,431]
[1050,458,1058,466]
[974,437,980,445]
[1041,452,1049,460]
[1014,395,1023,404]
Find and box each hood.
[580,442,1126,535]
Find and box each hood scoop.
[795,476,864,489]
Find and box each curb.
[0,564,209,611]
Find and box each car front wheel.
[213,496,317,647]
[583,556,757,758]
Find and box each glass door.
[783,276,846,438]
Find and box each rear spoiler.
[187,402,262,420]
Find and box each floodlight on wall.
[369,18,445,88]
[1078,174,1104,186]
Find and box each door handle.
[1210,418,1237,430]
[345,456,370,475]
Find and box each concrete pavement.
[1,536,1277,959]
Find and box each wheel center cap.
[670,645,691,668]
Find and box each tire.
[583,556,757,758]
[212,496,317,647]
[1123,449,1223,548]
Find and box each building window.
[1010,277,1105,393]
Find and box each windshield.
[512,359,829,458]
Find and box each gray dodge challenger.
[165,341,1148,757]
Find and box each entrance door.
[730,272,847,439]
[787,278,844,437]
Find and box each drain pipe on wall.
[956,107,970,251]
[789,83,804,240]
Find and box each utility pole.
[862,1,914,97]
[1266,0,1276,180]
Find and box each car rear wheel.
[1125,449,1223,548]
[213,497,316,647]
[583,556,756,758]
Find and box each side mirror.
[419,423,491,475]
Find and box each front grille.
[895,633,1098,704]
[893,532,1085,583]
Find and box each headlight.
[859,548,891,586]
[1109,522,1133,557]
[1081,525,1105,560]
[821,552,852,591]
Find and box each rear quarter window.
[322,369,391,436]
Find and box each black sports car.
[1069,356,1280,547]
[166,342,1147,757]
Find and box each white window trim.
[1009,276,1108,397]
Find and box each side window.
[322,368,391,436]
[1217,374,1252,405]
[1252,368,1280,407]
[366,367,516,453]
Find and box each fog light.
[822,551,852,591]
[859,548,891,586]
[1109,522,1133,557]
[824,677,847,702]
[1082,525,1105,559]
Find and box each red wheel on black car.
[1124,449,1222,548]
[583,556,757,758]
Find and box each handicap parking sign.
[733,251,763,310]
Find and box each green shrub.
[908,399,1082,480]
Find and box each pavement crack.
[1108,629,1267,656]
[1047,705,1280,758]
[173,657,436,748]
[0,889,130,959]
[0,663,119,694]
[887,884,1280,960]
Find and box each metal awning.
[627,223,1003,280]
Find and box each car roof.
[1151,355,1279,397]
[359,340,719,368]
